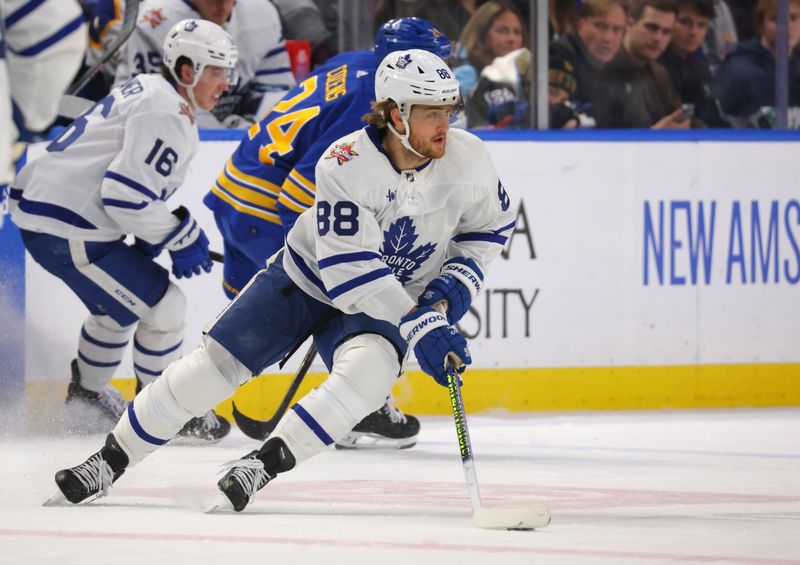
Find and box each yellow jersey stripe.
[282,179,315,207]
[88,0,121,49]
[289,169,315,193]
[210,185,282,224]
[216,174,278,211]
[277,192,307,214]
[226,159,281,193]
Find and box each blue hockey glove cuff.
[400,307,472,386]
[418,257,483,324]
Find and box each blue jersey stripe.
[452,232,509,245]
[18,197,97,230]
[255,67,292,76]
[5,0,47,28]
[287,245,328,297]
[102,198,149,210]
[133,363,163,377]
[81,327,128,349]
[78,351,121,368]
[128,403,169,445]
[133,337,183,357]
[496,220,516,233]
[327,268,393,300]
[13,15,84,56]
[280,190,310,212]
[104,171,159,201]
[263,46,286,58]
[291,404,334,445]
[318,251,382,269]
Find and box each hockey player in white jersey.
[51,49,517,511]
[1,0,86,225]
[115,0,294,128]
[11,19,238,441]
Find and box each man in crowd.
[599,0,691,128]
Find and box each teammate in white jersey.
[52,50,517,512]
[11,19,237,441]
[1,0,86,225]
[115,0,294,128]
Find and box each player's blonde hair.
[362,99,398,129]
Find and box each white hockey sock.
[272,334,400,464]
[133,283,186,386]
[113,341,246,465]
[77,315,135,392]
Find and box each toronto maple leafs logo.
[325,142,358,165]
[395,53,412,69]
[380,217,436,284]
[183,20,198,32]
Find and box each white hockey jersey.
[12,74,199,245]
[2,0,86,132]
[283,126,517,325]
[114,0,294,127]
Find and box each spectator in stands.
[453,1,527,99]
[599,0,692,128]
[704,0,739,73]
[270,0,338,68]
[376,0,478,45]
[548,0,628,125]
[115,0,295,128]
[550,0,579,39]
[715,0,800,127]
[659,0,730,126]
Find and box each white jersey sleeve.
[3,0,86,132]
[446,156,516,277]
[312,162,416,324]
[101,107,196,245]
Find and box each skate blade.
[472,505,551,530]
[205,493,234,514]
[42,490,69,507]
[334,432,418,450]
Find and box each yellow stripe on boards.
[22,363,800,432]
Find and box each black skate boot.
[335,398,420,450]
[213,438,295,512]
[176,410,232,443]
[51,433,129,505]
[65,359,128,431]
[135,377,231,443]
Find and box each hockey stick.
[71,0,140,95]
[446,362,551,530]
[209,250,224,263]
[59,0,140,119]
[232,343,317,440]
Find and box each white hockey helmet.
[162,19,238,89]
[374,49,461,118]
[374,49,461,157]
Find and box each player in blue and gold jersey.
[203,17,451,449]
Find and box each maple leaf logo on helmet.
[395,53,412,69]
[325,142,359,165]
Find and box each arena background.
[2,129,799,425]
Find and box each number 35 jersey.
[283,126,517,326]
[12,74,198,245]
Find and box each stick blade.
[231,402,272,440]
[473,506,551,530]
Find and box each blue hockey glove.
[418,257,483,324]
[165,206,213,279]
[400,306,472,387]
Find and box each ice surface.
[1,409,799,564]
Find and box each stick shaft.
[447,366,483,511]
[68,0,139,95]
